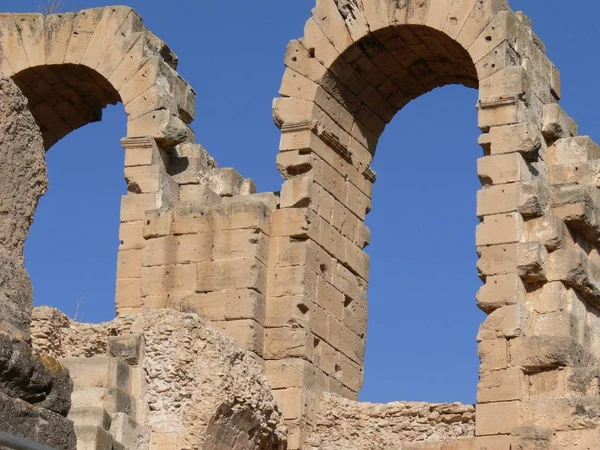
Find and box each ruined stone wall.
[303,394,475,449]
[3,2,600,449]
[32,307,286,450]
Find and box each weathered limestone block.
[487,123,542,158]
[203,168,247,197]
[524,215,567,252]
[547,246,600,307]
[509,336,595,372]
[31,308,286,450]
[542,104,577,141]
[476,242,547,281]
[477,181,548,218]
[549,136,600,165]
[168,142,217,185]
[550,184,600,247]
[550,159,600,188]
[478,153,532,186]
[476,213,524,246]
[476,273,524,313]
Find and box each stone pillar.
[116,136,179,315]
[0,76,76,449]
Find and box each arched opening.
[12,64,124,324]
[362,84,483,403]
[23,103,126,323]
[12,64,120,149]
[300,22,482,400]
[319,24,482,403]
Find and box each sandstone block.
[477,368,523,403]
[478,98,529,132]
[212,229,268,264]
[550,160,600,188]
[270,208,316,239]
[143,209,173,238]
[197,258,266,294]
[120,193,157,222]
[209,199,271,234]
[143,234,211,267]
[477,181,547,218]
[527,281,568,314]
[204,168,245,197]
[185,289,265,323]
[541,103,577,140]
[479,65,528,102]
[264,326,313,360]
[127,110,188,147]
[524,215,567,252]
[116,249,142,279]
[533,310,577,340]
[478,304,527,340]
[141,264,196,296]
[488,123,542,158]
[271,388,306,421]
[265,295,312,328]
[119,221,145,250]
[172,202,211,235]
[210,319,264,356]
[267,266,318,300]
[549,136,600,165]
[478,153,532,186]
[476,213,524,247]
[116,278,141,309]
[281,175,313,209]
[475,401,519,436]
[265,359,312,390]
[478,339,508,371]
[509,336,590,371]
[476,273,524,313]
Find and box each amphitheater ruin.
[1,0,599,448]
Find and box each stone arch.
[269,0,570,447]
[0,7,195,149]
[0,7,203,321]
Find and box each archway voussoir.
[79,6,134,70]
[280,68,319,102]
[359,0,392,34]
[475,40,521,84]
[304,17,343,71]
[456,0,510,51]
[92,11,143,80]
[107,36,149,93]
[63,8,103,65]
[334,0,371,44]
[44,12,75,66]
[468,11,519,66]
[284,40,328,85]
[12,14,46,68]
[0,14,31,74]
[124,85,176,123]
[120,55,163,105]
[312,0,354,56]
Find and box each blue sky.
[10,0,600,404]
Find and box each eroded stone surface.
[32,307,286,450]
[303,394,475,450]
